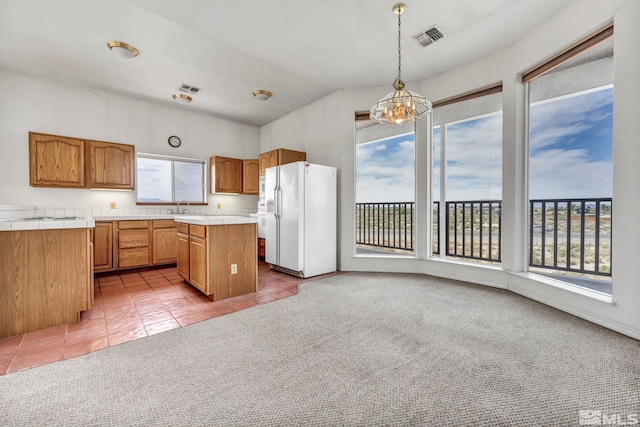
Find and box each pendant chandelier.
[369,3,432,125]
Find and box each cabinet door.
[267,150,279,169]
[278,149,306,166]
[153,228,177,264]
[87,141,135,190]
[177,233,190,281]
[243,159,259,194]
[93,222,113,272]
[210,156,243,193]
[189,236,207,293]
[29,132,85,187]
[258,152,269,176]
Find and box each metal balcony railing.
[355,202,414,251]
[446,200,502,263]
[355,198,612,277]
[529,198,612,276]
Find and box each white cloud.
[529,149,612,199]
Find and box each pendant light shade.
[370,4,431,125]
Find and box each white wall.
[260,0,640,338]
[0,70,260,213]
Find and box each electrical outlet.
[110,202,116,209]
[217,203,222,209]
[231,264,237,275]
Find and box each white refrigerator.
[265,161,337,278]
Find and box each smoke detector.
[412,25,447,47]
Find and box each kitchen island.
[0,217,94,339]
[175,216,258,301]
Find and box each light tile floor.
[0,261,339,376]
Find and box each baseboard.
[508,282,640,340]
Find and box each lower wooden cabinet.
[177,228,190,280]
[116,220,151,269]
[0,228,92,338]
[189,236,207,293]
[93,219,177,272]
[258,237,266,259]
[93,221,114,272]
[176,222,257,300]
[152,220,178,264]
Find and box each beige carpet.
[1,272,638,426]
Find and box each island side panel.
[207,223,257,300]
[0,228,91,338]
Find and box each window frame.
[136,153,207,205]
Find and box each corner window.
[354,118,415,256]
[525,24,613,294]
[137,154,206,203]
[431,86,503,265]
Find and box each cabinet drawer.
[118,229,150,249]
[177,223,189,234]
[190,225,206,238]
[118,220,149,229]
[118,247,150,268]
[153,219,176,229]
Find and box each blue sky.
[356,86,613,203]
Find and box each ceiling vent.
[411,25,446,47]
[179,84,200,94]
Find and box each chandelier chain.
[397,10,402,81]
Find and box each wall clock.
[168,135,181,148]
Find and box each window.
[354,118,415,256]
[525,24,613,294]
[137,154,206,203]
[431,85,503,264]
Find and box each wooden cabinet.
[258,148,306,175]
[29,132,86,187]
[28,132,135,190]
[243,159,259,194]
[176,222,257,300]
[116,220,151,269]
[189,235,207,293]
[87,140,135,190]
[177,224,190,280]
[96,219,176,272]
[93,221,114,272]
[152,219,177,265]
[0,228,92,338]
[210,156,243,193]
[259,150,279,175]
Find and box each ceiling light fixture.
[252,90,272,101]
[106,41,139,59]
[369,3,431,125]
[172,93,193,104]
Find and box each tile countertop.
[0,214,259,231]
[174,215,259,226]
[0,216,95,231]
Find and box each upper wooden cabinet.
[258,148,306,175]
[29,132,86,187]
[87,140,135,190]
[28,132,135,190]
[210,156,243,194]
[243,159,259,195]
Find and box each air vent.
[179,84,200,94]
[412,25,447,47]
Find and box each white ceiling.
[0,0,573,126]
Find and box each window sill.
[509,271,613,304]
[136,202,209,206]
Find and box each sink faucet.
[176,200,189,214]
